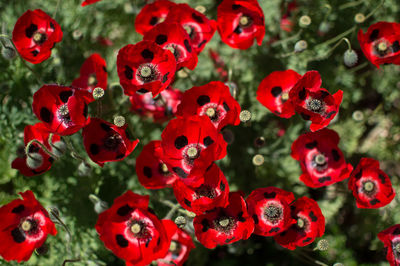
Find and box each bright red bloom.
[95,191,171,266]
[193,192,254,249]
[358,22,400,68]
[291,129,353,188]
[173,163,229,215]
[130,87,182,123]
[209,49,228,81]
[12,123,61,177]
[217,0,265,50]
[136,140,178,189]
[165,3,217,54]
[161,115,227,187]
[378,224,400,266]
[12,9,62,64]
[274,196,325,250]
[289,71,343,132]
[117,40,176,97]
[143,22,198,70]
[157,221,195,266]
[256,70,301,118]
[176,81,241,130]
[32,85,90,136]
[72,53,108,101]
[0,191,57,262]
[135,0,177,35]
[82,118,139,167]
[81,0,102,6]
[246,187,295,237]
[348,158,395,209]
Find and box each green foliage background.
[1,0,400,265]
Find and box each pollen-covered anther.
[363,181,375,192]
[239,16,251,27]
[130,223,142,234]
[21,220,32,231]
[186,147,198,158]
[93,87,105,99]
[315,154,326,165]
[113,116,126,127]
[206,107,216,118]
[160,163,169,174]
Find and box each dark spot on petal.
[11,204,25,214]
[269,227,280,233]
[331,149,340,161]
[326,111,336,119]
[48,157,54,163]
[162,72,169,83]
[203,136,214,147]
[232,4,241,10]
[155,34,168,45]
[90,144,99,155]
[197,95,210,106]
[225,237,235,243]
[174,135,188,149]
[116,234,129,247]
[201,219,209,232]
[300,113,310,120]
[305,141,318,149]
[124,66,133,80]
[31,50,39,57]
[103,66,107,73]
[393,41,400,53]
[117,204,133,216]
[40,107,53,123]
[198,40,207,48]
[271,86,282,97]
[370,199,380,205]
[150,16,158,26]
[378,174,386,184]
[59,91,73,103]
[115,153,125,160]
[309,211,318,222]
[237,211,246,222]
[29,145,40,153]
[145,237,151,247]
[148,208,156,215]
[143,166,152,178]
[100,123,112,131]
[184,199,191,207]
[393,228,400,235]
[318,176,331,183]
[252,214,259,224]
[320,91,329,99]
[369,29,379,42]
[83,103,88,118]
[25,24,38,38]
[234,26,242,34]
[299,88,306,100]
[137,88,148,93]
[263,192,276,199]
[184,39,192,53]
[192,13,204,23]
[173,167,188,178]
[11,228,25,243]
[50,22,55,30]
[141,49,154,60]
[223,102,230,112]
[220,181,225,191]
[302,237,312,243]
[355,170,362,179]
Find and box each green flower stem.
[271,29,303,48]
[339,0,365,10]
[25,139,59,159]
[62,258,81,266]
[63,136,90,166]
[364,0,385,20]
[49,207,73,255]
[160,199,194,218]
[164,202,181,220]
[53,0,61,19]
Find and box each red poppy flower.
[157,220,195,266]
[81,0,102,6]
[176,81,241,130]
[165,3,217,54]
[72,53,108,100]
[135,0,177,35]
[280,1,298,32]
[193,191,254,249]
[12,9,63,64]
[274,196,325,250]
[12,123,61,177]
[378,224,400,266]
[209,49,228,81]
[217,0,265,50]
[256,70,301,118]
[95,191,170,266]
[358,22,400,68]
[173,163,229,215]
[143,22,198,70]
[289,71,343,132]
[136,140,178,190]
[0,190,57,262]
[161,115,227,187]
[348,158,395,209]
[291,129,353,188]
[130,87,183,123]
[246,187,296,237]
[117,40,176,97]
[32,85,90,136]
[82,118,139,167]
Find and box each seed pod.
[343,50,358,67]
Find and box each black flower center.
[263,204,283,224]
[104,134,122,150]
[307,98,324,113]
[214,216,235,233]
[128,220,149,239]
[137,64,158,83]
[183,144,202,165]
[20,218,39,236]
[58,104,72,125]
[33,32,47,45]
[362,180,377,196]
[195,184,217,199]
[312,153,328,172]
[239,15,252,27]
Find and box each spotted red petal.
[217,0,265,50]
[0,190,57,262]
[256,70,301,118]
[95,191,170,266]
[176,81,241,130]
[173,163,229,215]
[291,128,353,188]
[378,224,400,266]
[82,118,139,167]
[135,0,177,35]
[246,187,296,236]
[161,115,227,187]
[144,22,198,70]
[130,87,183,123]
[12,9,63,64]
[117,40,177,97]
[193,191,254,249]
[289,71,343,132]
[274,196,325,250]
[348,158,395,209]
[72,53,108,101]
[165,3,217,54]
[358,22,400,68]
[136,140,178,189]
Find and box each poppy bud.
[318,21,331,35]
[294,40,308,53]
[51,141,66,157]
[89,194,108,214]
[343,49,358,67]
[26,153,43,169]
[1,45,16,60]
[78,162,92,176]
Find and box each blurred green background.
[1,0,400,265]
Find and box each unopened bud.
[299,15,312,28]
[51,141,66,157]
[26,153,43,169]
[2,46,16,60]
[294,40,308,53]
[343,49,358,67]
[254,137,265,148]
[174,216,187,228]
[352,110,364,121]
[114,116,125,127]
[72,30,83,40]
[318,21,331,34]
[222,129,235,144]
[78,162,92,176]
[89,194,109,214]
[225,81,238,99]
